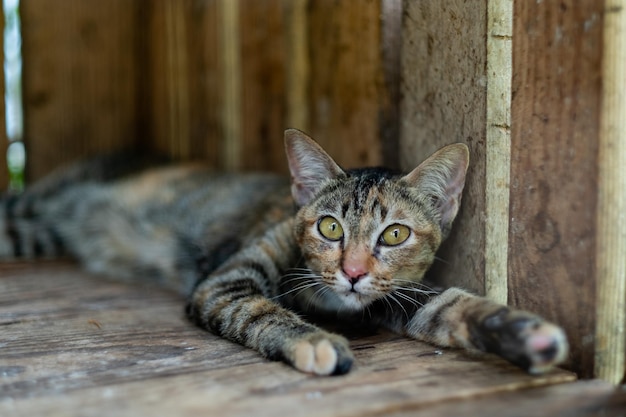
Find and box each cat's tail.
[0,151,167,260]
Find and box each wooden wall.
[4,0,625,381]
[400,0,624,382]
[19,0,397,181]
[509,0,603,379]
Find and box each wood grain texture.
[20,0,139,181]
[400,0,488,295]
[509,0,603,378]
[145,0,222,167]
[307,0,384,169]
[594,0,626,385]
[0,262,576,416]
[484,0,512,304]
[385,380,624,417]
[285,0,310,135]
[239,0,288,173]
[0,5,7,190]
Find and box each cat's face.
[294,172,443,310]
[285,129,469,311]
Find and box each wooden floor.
[1,262,624,417]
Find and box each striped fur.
[0,130,568,375]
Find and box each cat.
[0,129,568,376]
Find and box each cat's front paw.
[472,308,569,374]
[287,332,354,376]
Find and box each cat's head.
[285,129,469,310]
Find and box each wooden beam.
[594,0,626,385]
[220,0,242,171]
[285,0,309,135]
[484,0,512,304]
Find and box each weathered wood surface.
[18,0,395,182]
[306,0,385,170]
[400,0,489,295]
[386,380,625,417]
[594,0,626,385]
[20,0,140,181]
[0,262,580,417]
[509,0,604,378]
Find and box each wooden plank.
[239,0,288,173]
[380,0,402,169]
[384,380,624,417]
[0,263,575,417]
[20,0,139,181]
[594,0,626,385]
[143,0,222,167]
[400,1,488,295]
[509,0,604,378]
[285,0,310,135]
[220,0,242,171]
[484,0,512,304]
[306,0,384,169]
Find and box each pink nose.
[342,261,368,284]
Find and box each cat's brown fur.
[0,129,568,375]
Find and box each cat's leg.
[186,221,354,375]
[405,287,568,374]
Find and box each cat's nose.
[342,263,368,283]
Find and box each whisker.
[386,293,409,320]
[272,282,320,299]
[308,285,331,311]
[394,290,424,308]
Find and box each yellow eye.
[318,216,344,241]
[380,224,411,246]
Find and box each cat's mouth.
[331,274,381,310]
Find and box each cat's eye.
[318,216,344,241]
[380,224,411,246]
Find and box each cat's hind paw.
[475,309,569,374]
[290,332,354,376]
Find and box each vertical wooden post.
[163,0,190,159]
[286,0,309,134]
[239,0,288,172]
[220,0,242,171]
[0,4,7,190]
[484,0,512,304]
[594,0,626,385]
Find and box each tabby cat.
[0,129,568,375]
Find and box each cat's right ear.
[402,143,469,238]
[284,129,346,207]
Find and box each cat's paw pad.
[518,320,568,374]
[480,309,568,374]
[291,333,354,375]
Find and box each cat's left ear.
[402,143,469,237]
[284,129,346,207]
